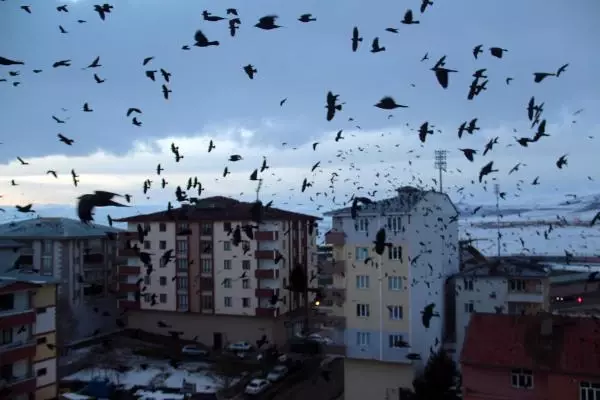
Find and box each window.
[159,223,166,232]
[36,336,47,345]
[144,275,151,285]
[224,297,232,307]
[41,256,53,275]
[36,307,47,314]
[159,241,167,250]
[159,294,167,303]
[144,293,151,302]
[356,332,370,346]
[223,279,232,288]
[224,241,232,251]
[387,216,402,231]
[144,241,151,250]
[202,295,213,309]
[176,240,188,256]
[580,381,600,400]
[356,218,369,232]
[42,240,53,253]
[388,246,403,261]
[201,259,212,274]
[356,275,369,289]
[201,222,212,235]
[464,302,474,313]
[388,276,402,291]
[201,240,212,253]
[159,277,167,286]
[242,279,250,289]
[0,294,14,311]
[177,294,188,309]
[356,303,370,317]
[242,298,251,308]
[144,223,151,232]
[509,279,526,292]
[224,222,232,231]
[1,329,13,345]
[36,368,47,377]
[224,260,232,270]
[510,369,533,389]
[242,260,251,270]
[177,223,189,232]
[389,334,404,348]
[177,258,188,271]
[463,279,474,291]
[388,305,403,320]
[177,277,188,289]
[355,247,369,261]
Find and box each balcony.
[118,283,138,293]
[323,288,346,304]
[256,231,279,241]
[1,374,37,397]
[255,307,279,318]
[255,269,279,279]
[119,248,139,257]
[506,291,544,304]
[255,250,276,260]
[325,231,345,246]
[255,288,275,298]
[0,310,35,330]
[118,299,141,310]
[319,260,346,275]
[83,253,104,264]
[311,313,346,329]
[0,340,36,365]
[119,266,141,275]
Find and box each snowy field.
[63,358,239,394]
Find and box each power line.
[494,183,501,257]
[434,150,448,193]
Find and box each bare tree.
[56,296,80,350]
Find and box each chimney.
[540,317,553,336]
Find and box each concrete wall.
[34,357,57,388]
[34,306,56,335]
[33,286,56,308]
[127,310,287,347]
[344,358,415,400]
[34,332,56,362]
[36,384,58,400]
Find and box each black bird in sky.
[194,30,220,47]
[351,27,363,52]
[255,15,281,30]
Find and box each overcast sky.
[1,0,599,223]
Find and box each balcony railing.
[0,373,37,396]
[118,283,139,292]
[325,231,345,246]
[323,288,346,304]
[0,310,35,330]
[118,299,141,310]
[255,250,277,260]
[255,307,279,318]
[0,339,36,364]
[119,266,141,275]
[118,248,138,257]
[319,260,346,275]
[255,269,279,279]
[256,231,279,241]
[255,288,275,298]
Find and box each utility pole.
[494,183,501,257]
[255,179,263,201]
[434,150,448,193]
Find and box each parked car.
[181,345,209,357]
[267,365,289,382]
[307,333,334,345]
[226,341,252,352]
[244,378,270,395]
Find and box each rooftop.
[461,313,600,376]
[0,217,122,239]
[0,270,59,289]
[114,196,321,223]
[323,186,457,217]
[453,257,550,279]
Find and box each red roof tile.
[114,196,321,223]
[461,313,600,376]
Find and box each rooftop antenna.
[434,150,447,193]
[494,183,501,257]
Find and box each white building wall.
[34,306,56,335]
[34,358,56,388]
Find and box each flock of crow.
[0,1,598,388]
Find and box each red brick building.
[461,313,600,400]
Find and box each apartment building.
[446,257,550,364]
[0,239,59,400]
[114,196,320,348]
[461,313,600,400]
[0,218,121,346]
[323,186,460,400]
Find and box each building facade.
[324,187,460,400]
[446,258,551,363]
[461,313,600,400]
[0,218,121,346]
[0,239,59,400]
[114,196,320,348]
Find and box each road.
[271,358,344,400]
